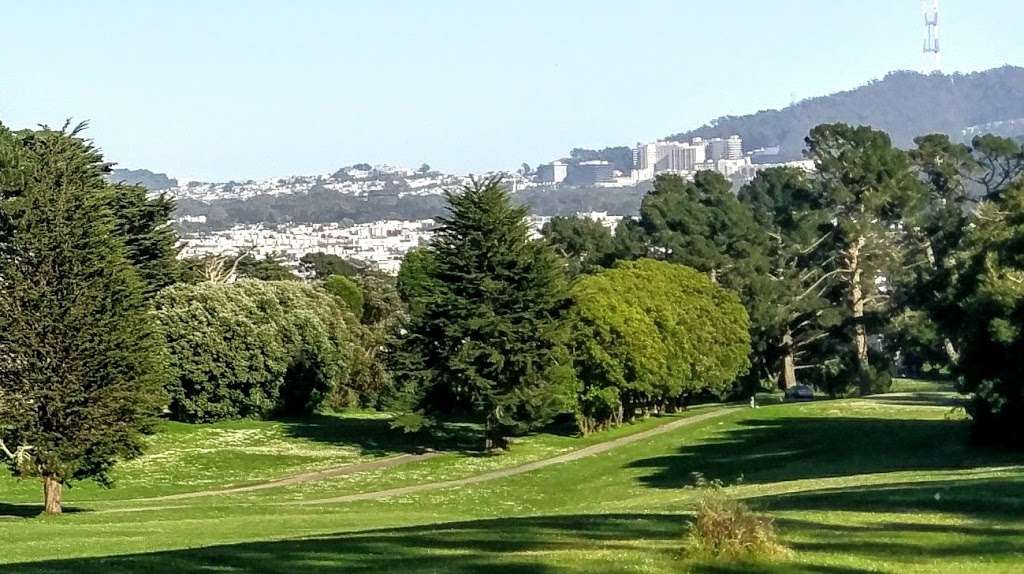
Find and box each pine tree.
[805,124,923,393]
[0,124,166,514]
[392,177,572,449]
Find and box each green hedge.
[155,281,357,422]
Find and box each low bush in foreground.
[684,481,790,562]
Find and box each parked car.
[784,384,815,401]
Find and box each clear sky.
[2,0,1022,181]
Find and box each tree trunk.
[484,410,495,451]
[780,329,798,390]
[847,236,870,372]
[943,339,960,365]
[925,241,961,366]
[43,475,62,515]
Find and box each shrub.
[684,481,789,562]
[155,280,358,422]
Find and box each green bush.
[323,274,364,320]
[570,259,751,430]
[155,281,358,422]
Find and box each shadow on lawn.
[628,414,1021,489]
[765,476,1024,522]
[0,513,685,574]
[0,503,88,518]
[861,392,966,408]
[8,510,1009,574]
[277,413,486,456]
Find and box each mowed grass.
[0,388,1022,573]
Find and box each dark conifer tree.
[0,124,166,514]
[392,177,572,449]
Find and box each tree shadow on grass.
[277,413,486,456]
[627,415,1022,489]
[0,503,88,518]
[860,392,966,408]
[0,513,684,574]
[764,476,1024,522]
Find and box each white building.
[633,135,745,181]
[634,139,707,180]
[536,161,569,184]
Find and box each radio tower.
[922,0,941,73]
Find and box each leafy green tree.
[391,177,573,449]
[396,246,440,315]
[342,273,407,409]
[949,183,1024,447]
[738,167,837,390]
[236,252,297,281]
[155,281,357,421]
[323,274,365,320]
[541,216,616,276]
[618,172,772,393]
[570,260,750,432]
[898,134,976,367]
[969,134,1024,200]
[0,124,167,514]
[623,172,769,287]
[300,252,363,279]
[805,123,923,392]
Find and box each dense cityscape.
[163,134,812,273]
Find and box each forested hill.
[670,66,1024,161]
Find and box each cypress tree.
[393,177,572,449]
[0,124,166,514]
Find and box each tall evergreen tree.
[392,177,572,449]
[0,124,167,514]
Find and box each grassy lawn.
[1,391,1022,573]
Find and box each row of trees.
[545,124,1024,446]
[389,178,751,446]
[0,124,406,512]
[3,120,1023,514]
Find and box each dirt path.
[136,452,442,502]
[290,406,737,506]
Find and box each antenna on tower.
[922,0,941,73]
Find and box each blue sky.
[2,0,1022,181]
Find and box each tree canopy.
[570,259,750,432]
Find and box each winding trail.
[289,406,737,506]
[106,406,735,510]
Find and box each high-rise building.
[569,160,616,185]
[706,136,744,160]
[634,139,706,179]
[536,161,569,184]
[726,135,743,159]
[706,138,729,161]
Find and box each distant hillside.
[670,66,1024,161]
[108,168,177,191]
